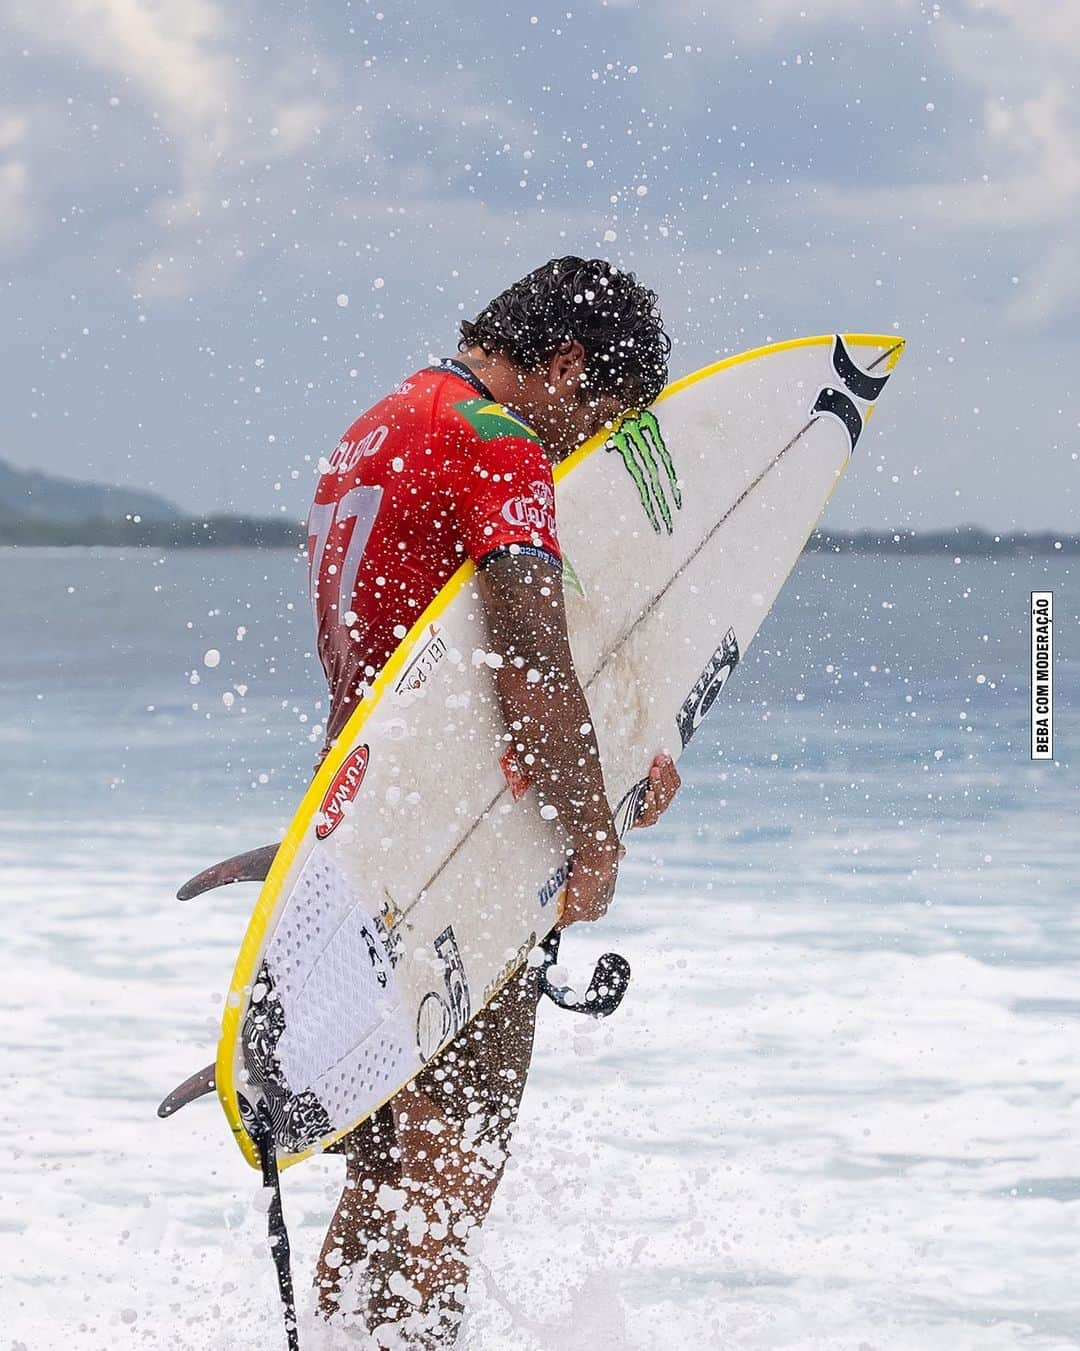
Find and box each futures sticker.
[608,408,682,534]
[315,744,370,839]
[810,334,894,452]
[677,627,740,747]
[416,925,471,1062]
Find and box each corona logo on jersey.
[608,408,682,534]
[315,744,370,839]
[501,478,557,536]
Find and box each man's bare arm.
[475,551,611,845]
[474,550,619,923]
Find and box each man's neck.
[455,350,529,410]
[434,356,497,403]
[454,349,566,460]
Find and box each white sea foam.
[0,550,1075,1348]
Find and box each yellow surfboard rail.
[216,331,906,1169]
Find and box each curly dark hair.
[458,256,671,407]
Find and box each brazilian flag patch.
[452,398,541,444]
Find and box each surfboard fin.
[537,930,631,1018]
[157,1062,216,1118]
[176,842,281,900]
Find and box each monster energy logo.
[608,408,682,534]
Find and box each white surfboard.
[217,332,905,1170]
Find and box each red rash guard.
[308,359,561,753]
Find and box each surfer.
[309,257,681,1346]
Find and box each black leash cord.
[251,1101,301,1351]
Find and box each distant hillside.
[0,457,300,547]
[2,516,1074,554]
[810,527,1078,556]
[0,457,182,524]
[0,514,302,548]
[0,460,1074,555]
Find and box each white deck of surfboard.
[221,334,903,1167]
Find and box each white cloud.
[0,0,336,282]
[611,0,921,42]
[0,0,545,297]
[1006,237,1080,328]
[0,112,32,247]
[5,0,247,157]
[746,1,1080,324]
[705,0,920,43]
[0,157,32,246]
[937,2,1080,226]
[0,111,27,152]
[4,0,1077,332]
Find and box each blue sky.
[3,0,1077,528]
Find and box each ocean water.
[0,546,1076,1350]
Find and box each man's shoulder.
[424,359,542,447]
[357,361,545,461]
[444,395,542,446]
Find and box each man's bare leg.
[315,966,540,1344]
[315,1104,398,1328]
